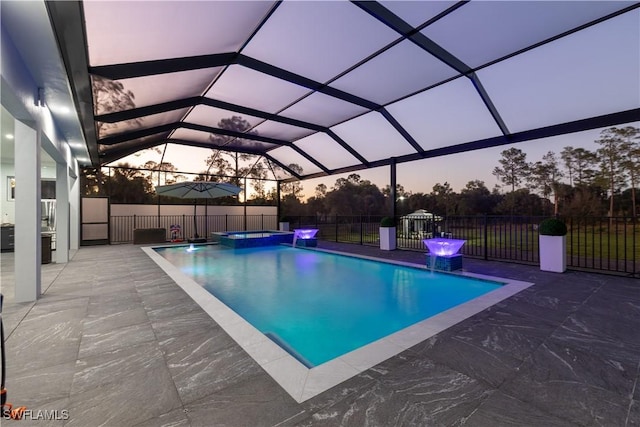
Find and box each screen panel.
[331,111,417,162]
[161,144,221,176]
[422,1,631,68]
[101,132,170,148]
[386,77,502,150]
[104,147,163,168]
[252,121,316,141]
[205,65,312,114]
[242,1,399,83]
[84,1,276,66]
[279,92,368,127]
[267,147,323,176]
[330,40,458,105]
[99,133,172,162]
[293,132,362,170]
[184,105,263,129]
[98,108,190,139]
[170,128,277,152]
[170,128,214,144]
[91,68,221,114]
[477,10,640,133]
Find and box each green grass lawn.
[313,221,639,265]
[449,224,639,261]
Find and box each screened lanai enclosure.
[48,0,638,186]
[35,1,639,276]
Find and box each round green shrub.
[380,217,395,227]
[539,218,567,236]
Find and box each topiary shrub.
[380,217,395,227]
[539,218,567,236]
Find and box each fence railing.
[111,214,638,276]
[287,215,386,246]
[111,214,278,243]
[287,215,638,277]
[564,216,638,275]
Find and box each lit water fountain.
[423,238,466,272]
[186,243,197,252]
[293,229,319,247]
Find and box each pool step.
[264,332,314,369]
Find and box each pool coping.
[142,244,534,403]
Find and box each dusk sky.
[96,1,639,201]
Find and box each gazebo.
[400,209,443,238]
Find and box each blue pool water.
[155,245,502,367]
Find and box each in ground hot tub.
[211,230,294,248]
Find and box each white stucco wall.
[1,15,83,301]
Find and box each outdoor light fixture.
[424,238,467,271]
[294,229,318,240]
[35,87,45,107]
[423,238,466,256]
[293,229,319,247]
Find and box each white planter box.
[279,222,289,231]
[380,227,396,251]
[539,235,567,273]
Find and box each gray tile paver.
[1,243,638,426]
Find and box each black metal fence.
[287,215,387,246]
[111,213,638,276]
[288,215,638,277]
[111,214,278,243]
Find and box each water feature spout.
[423,238,466,272]
[293,229,319,247]
[423,238,466,256]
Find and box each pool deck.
[1,242,638,426]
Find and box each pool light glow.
[293,229,318,239]
[293,228,319,247]
[423,238,466,256]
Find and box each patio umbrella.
[155,181,242,239]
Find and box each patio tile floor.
[1,242,638,426]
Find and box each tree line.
[283,126,639,218]
[82,125,639,218]
[490,126,638,218]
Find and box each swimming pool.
[156,244,500,366]
[144,244,533,402]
